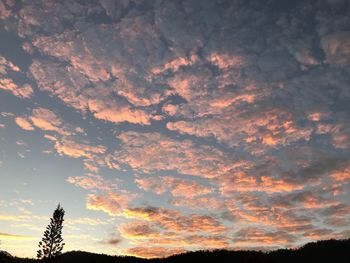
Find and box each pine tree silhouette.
[37,204,65,261]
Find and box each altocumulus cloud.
[0,0,349,257]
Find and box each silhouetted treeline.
[1,238,349,263]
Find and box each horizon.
[2,238,349,260]
[0,0,349,259]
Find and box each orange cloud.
[171,196,224,210]
[0,79,33,98]
[86,192,130,216]
[15,117,34,130]
[124,207,226,234]
[125,246,185,259]
[219,172,304,196]
[29,108,64,133]
[184,234,231,249]
[162,103,178,116]
[119,221,161,239]
[233,227,296,247]
[129,234,231,250]
[209,53,244,69]
[329,165,350,182]
[88,98,152,125]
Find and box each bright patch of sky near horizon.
[0,0,349,259]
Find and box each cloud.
[270,191,340,210]
[124,206,226,234]
[99,237,122,246]
[29,59,90,111]
[115,131,244,179]
[66,217,109,226]
[15,117,34,131]
[125,246,185,259]
[321,31,350,66]
[0,56,33,98]
[233,227,297,247]
[15,107,82,137]
[219,172,306,196]
[29,59,154,125]
[128,234,231,250]
[135,176,213,198]
[0,1,10,19]
[330,166,350,182]
[171,196,224,210]
[66,175,114,192]
[2,0,350,255]
[88,98,152,125]
[134,177,167,195]
[119,221,161,239]
[0,232,33,240]
[166,108,313,151]
[0,79,33,98]
[0,56,20,73]
[53,137,106,159]
[86,192,131,216]
[29,108,66,134]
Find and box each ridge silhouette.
[0,238,349,263]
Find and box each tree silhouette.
[37,204,65,261]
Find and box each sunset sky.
[0,0,349,259]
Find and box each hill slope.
[1,239,349,263]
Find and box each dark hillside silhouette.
[0,238,349,263]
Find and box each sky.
[0,0,349,259]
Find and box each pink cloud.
[135,176,213,198]
[0,56,21,73]
[135,177,167,195]
[0,1,10,19]
[67,175,113,192]
[167,109,312,151]
[54,137,106,159]
[115,131,244,179]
